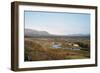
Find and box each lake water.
[51,44,81,50]
[64,48,81,50]
[51,44,61,49]
[73,48,81,50]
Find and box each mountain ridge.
[24,28,90,37]
[25,29,51,37]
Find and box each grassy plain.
[24,36,90,61]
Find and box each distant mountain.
[25,28,90,37]
[67,34,90,37]
[25,29,51,37]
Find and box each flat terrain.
[24,36,90,61]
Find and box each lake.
[51,44,81,50]
[51,44,61,49]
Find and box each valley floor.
[24,37,90,61]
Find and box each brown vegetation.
[24,38,90,61]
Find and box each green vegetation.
[75,41,90,51]
[64,55,86,59]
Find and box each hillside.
[25,29,51,37]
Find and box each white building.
[73,44,79,47]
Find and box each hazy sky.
[24,11,90,35]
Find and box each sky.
[24,11,90,35]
